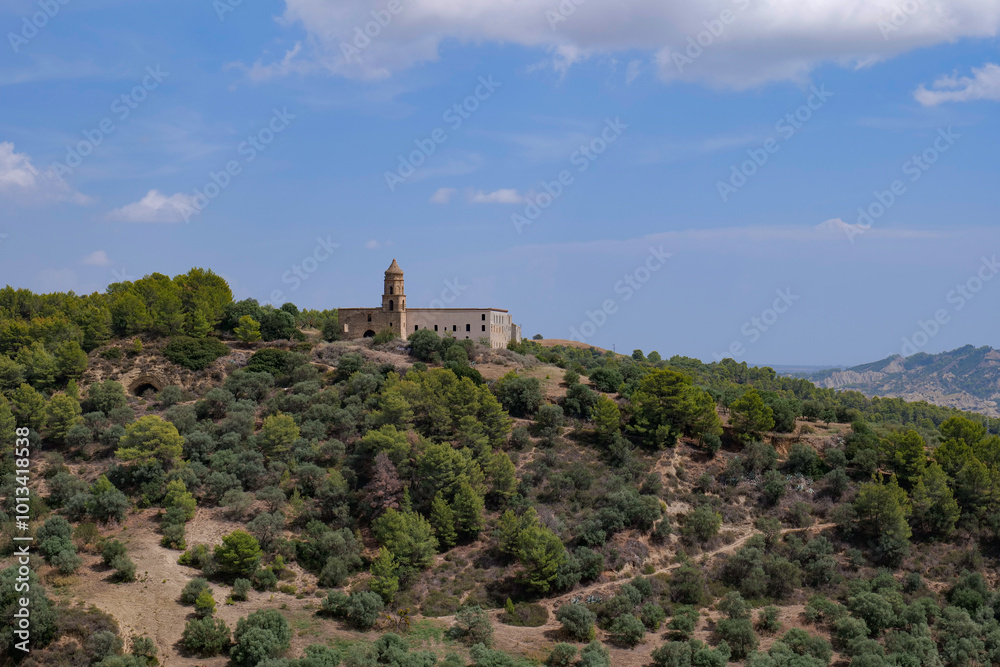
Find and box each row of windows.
[415,324,486,332]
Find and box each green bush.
[111,554,136,583]
[503,601,550,627]
[181,616,231,657]
[162,336,229,371]
[231,609,291,667]
[556,603,597,641]
[548,643,578,667]
[232,578,251,601]
[609,614,645,647]
[181,578,211,605]
[452,605,494,646]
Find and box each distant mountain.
[796,345,1000,417]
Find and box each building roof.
[384,259,403,276]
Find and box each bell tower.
[382,259,405,313]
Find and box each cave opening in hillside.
[132,383,158,397]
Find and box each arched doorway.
[363,330,376,338]
[128,374,164,397]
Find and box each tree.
[86,379,128,415]
[429,493,458,550]
[628,369,722,448]
[590,367,624,393]
[45,393,82,442]
[847,592,895,637]
[681,505,722,543]
[514,523,567,595]
[716,617,758,659]
[258,412,299,457]
[116,416,184,469]
[164,479,197,520]
[493,372,544,417]
[853,478,911,565]
[56,340,88,381]
[369,547,400,604]
[730,389,775,441]
[890,430,927,488]
[910,462,960,537]
[234,315,262,343]
[452,481,485,538]
[231,610,291,666]
[0,397,15,447]
[591,395,621,444]
[11,382,45,430]
[195,589,217,617]
[214,530,262,578]
[609,614,645,647]
[372,509,438,570]
[557,604,597,641]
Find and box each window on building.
[389,286,394,295]
[453,325,457,332]
[414,325,418,331]
[389,300,394,311]
[481,314,486,320]
[434,325,438,331]
[367,314,371,322]
[482,325,486,332]
[466,324,470,331]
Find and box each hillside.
[799,345,1000,417]
[5,273,1000,667]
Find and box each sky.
[1,0,1000,367]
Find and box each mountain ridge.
[796,344,1000,417]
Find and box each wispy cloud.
[469,188,525,204]
[0,142,91,205]
[915,63,1000,106]
[82,250,110,266]
[430,187,457,204]
[108,190,195,223]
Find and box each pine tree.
[369,546,400,604]
[452,481,485,538]
[429,493,457,550]
[910,463,960,537]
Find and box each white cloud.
[109,190,197,223]
[430,187,457,204]
[0,142,90,205]
[82,250,110,266]
[256,0,1000,87]
[914,62,1000,105]
[365,239,382,249]
[469,188,525,204]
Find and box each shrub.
[162,336,229,371]
[101,540,127,567]
[556,603,597,641]
[670,566,706,606]
[640,603,667,630]
[181,577,211,605]
[231,609,291,667]
[181,616,231,657]
[232,578,251,601]
[111,554,136,583]
[716,617,758,659]
[681,505,722,543]
[578,640,611,667]
[195,589,217,617]
[609,614,646,647]
[130,635,157,659]
[452,605,494,646]
[345,591,385,630]
[652,641,692,667]
[668,606,700,639]
[51,548,82,575]
[252,567,278,591]
[86,630,123,663]
[502,601,549,627]
[757,605,782,634]
[590,368,623,393]
[548,643,578,667]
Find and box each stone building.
[339,259,522,349]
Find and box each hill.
[799,344,1000,417]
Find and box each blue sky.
[2,0,999,366]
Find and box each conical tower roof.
[385,259,403,276]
